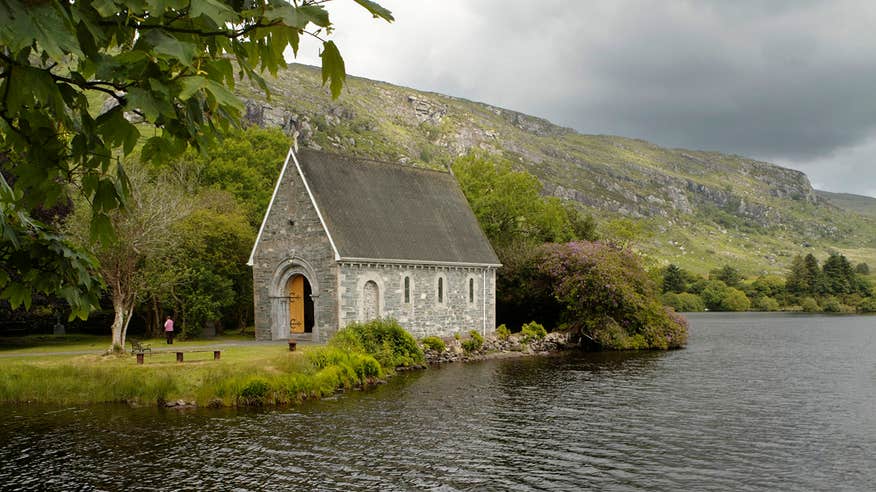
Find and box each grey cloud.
[312,0,876,195]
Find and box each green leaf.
[272,4,327,29]
[297,5,330,27]
[89,212,115,243]
[1,283,32,310]
[146,0,188,14]
[21,2,82,60]
[126,87,160,122]
[96,107,141,154]
[91,0,119,18]
[353,0,394,22]
[203,79,244,112]
[179,76,207,100]
[189,0,236,25]
[92,178,119,212]
[320,41,345,99]
[115,163,131,207]
[141,136,165,162]
[139,29,196,66]
[6,65,64,116]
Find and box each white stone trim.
[292,150,342,261]
[482,268,487,336]
[247,147,293,266]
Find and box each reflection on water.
[2,313,876,490]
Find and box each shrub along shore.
[0,320,581,408]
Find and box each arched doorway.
[286,274,314,335]
[363,280,379,321]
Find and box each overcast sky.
[294,1,876,197]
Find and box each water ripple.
[2,313,876,490]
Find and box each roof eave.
[338,257,501,268]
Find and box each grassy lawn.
[0,333,388,407]
[0,333,259,355]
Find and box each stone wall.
[251,159,338,342]
[337,263,497,339]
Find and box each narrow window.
[404,276,410,304]
[438,277,444,303]
[469,278,474,303]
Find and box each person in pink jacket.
[164,316,174,344]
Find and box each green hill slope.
[816,190,876,218]
[238,64,876,276]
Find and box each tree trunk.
[151,297,162,338]
[110,290,135,353]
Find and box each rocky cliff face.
[236,64,876,274]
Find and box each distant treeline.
[660,254,874,313]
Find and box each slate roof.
[295,149,500,266]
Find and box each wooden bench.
[174,350,221,362]
[130,340,152,364]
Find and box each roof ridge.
[297,148,454,177]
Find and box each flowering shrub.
[538,241,688,350]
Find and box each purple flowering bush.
[539,241,688,350]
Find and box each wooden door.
[288,275,305,334]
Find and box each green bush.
[307,346,380,379]
[801,297,820,312]
[721,288,751,312]
[520,321,547,342]
[237,377,271,406]
[421,336,446,353]
[752,296,780,312]
[661,292,705,312]
[461,330,484,353]
[495,324,511,340]
[858,297,876,313]
[538,241,688,350]
[699,280,751,311]
[330,318,424,368]
[821,296,840,313]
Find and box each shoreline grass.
[0,345,384,407]
[0,320,424,408]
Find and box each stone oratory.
[248,149,500,342]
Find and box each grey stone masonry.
[338,263,497,339]
[250,150,501,342]
[251,157,338,342]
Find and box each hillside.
[815,190,876,218]
[237,64,876,276]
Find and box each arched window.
[363,281,379,321]
[437,277,444,303]
[469,277,474,303]
[404,276,411,304]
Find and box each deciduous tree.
[0,0,391,318]
[67,166,191,352]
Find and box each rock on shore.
[423,332,573,364]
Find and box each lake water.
[2,313,876,491]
